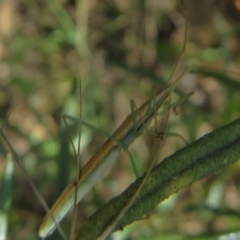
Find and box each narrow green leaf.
[191,67,240,90]
[0,154,13,240]
[75,117,240,240]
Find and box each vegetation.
[0,0,240,239]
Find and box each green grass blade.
[0,154,13,240]
[191,67,240,90]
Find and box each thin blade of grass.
[191,67,240,90]
[0,154,13,240]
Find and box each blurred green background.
[1,0,240,239]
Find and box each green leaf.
[0,154,13,240]
[191,67,240,90]
[75,117,240,240]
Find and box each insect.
[38,83,177,238]
[39,3,191,232]
[0,1,194,239]
[39,3,191,235]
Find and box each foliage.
[0,0,240,239]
